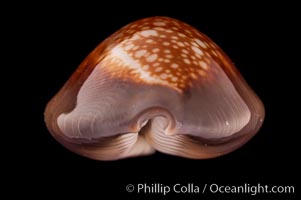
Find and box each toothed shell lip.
[44,16,265,161]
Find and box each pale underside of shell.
[45,16,265,160]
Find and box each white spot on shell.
[131,34,140,40]
[184,58,191,64]
[124,44,134,51]
[178,33,186,37]
[135,49,147,58]
[155,27,164,31]
[191,73,197,79]
[194,38,207,48]
[212,50,218,56]
[160,73,168,79]
[140,30,158,37]
[171,63,179,68]
[172,77,178,82]
[153,21,166,26]
[181,53,188,58]
[155,67,163,72]
[197,70,206,76]
[146,39,153,43]
[141,26,150,30]
[146,54,158,62]
[152,48,160,53]
[191,46,204,55]
[177,42,184,47]
[142,65,149,70]
[182,49,189,54]
[199,61,208,70]
[163,42,170,46]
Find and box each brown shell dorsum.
[44,16,265,160]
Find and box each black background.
[10,1,299,199]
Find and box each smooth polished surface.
[45,16,265,160]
